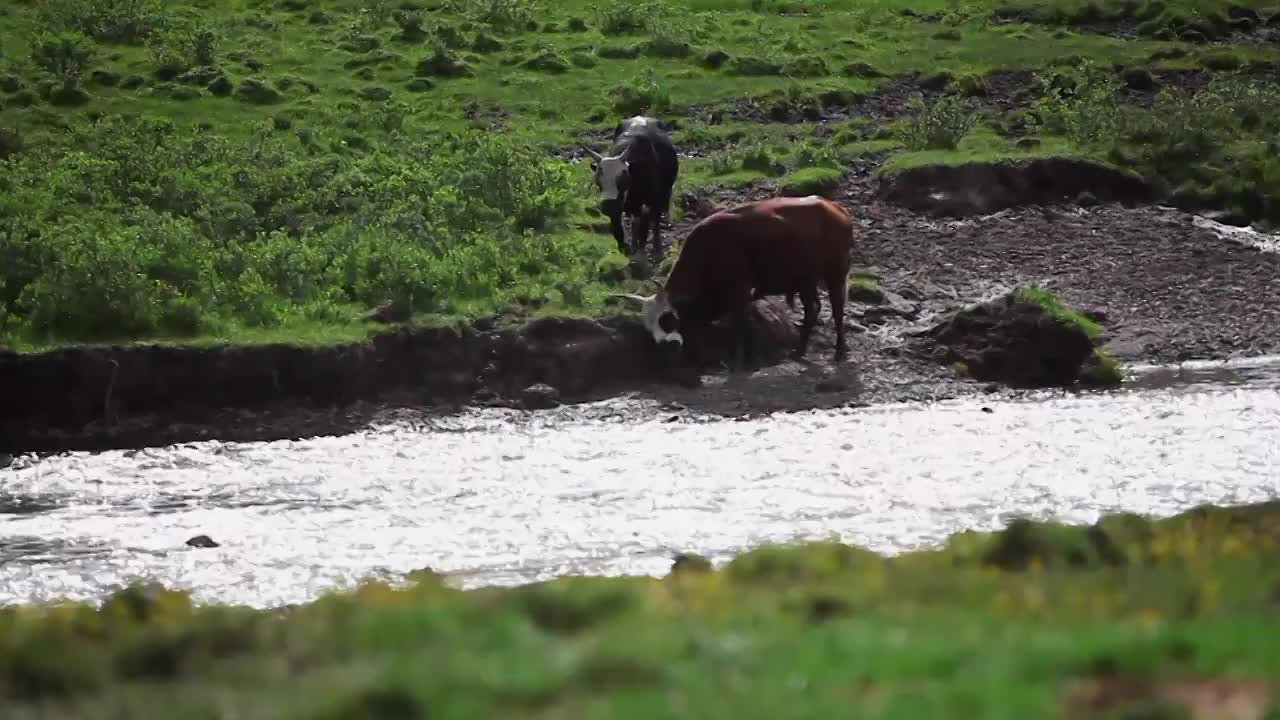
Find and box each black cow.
[581,116,679,258]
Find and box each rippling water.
[3,358,1280,608]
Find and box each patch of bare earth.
[1062,676,1274,720]
[634,150,1280,414]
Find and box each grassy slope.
[3,501,1279,718]
[2,0,1278,351]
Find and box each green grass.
[3,501,1280,718]
[1015,285,1124,386]
[2,0,1279,349]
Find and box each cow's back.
[725,197,850,290]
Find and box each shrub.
[37,0,170,44]
[610,69,672,116]
[31,31,95,90]
[0,116,599,344]
[895,93,977,151]
[449,0,536,33]
[598,0,662,35]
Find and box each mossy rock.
[5,89,37,107]
[567,17,588,32]
[919,70,952,90]
[701,49,730,69]
[359,86,393,101]
[781,167,843,197]
[170,86,202,101]
[783,57,830,77]
[0,127,22,159]
[471,33,503,53]
[119,74,145,90]
[1121,66,1155,90]
[415,49,472,78]
[339,35,380,53]
[208,75,233,96]
[90,69,121,87]
[596,44,640,59]
[405,77,434,92]
[1201,50,1243,70]
[637,38,693,59]
[570,52,598,69]
[234,78,283,104]
[0,74,23,93]
[522,50,571,73]
[843,61,885,78]
[728,56,783,76]
[933,28,962,40]
[956,73,988,97]
[49,85,91,107]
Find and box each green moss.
[1014,286,1104,341]
[780,166,843,197]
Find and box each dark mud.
[877,156,1156,217]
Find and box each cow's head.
[614,286,683,354]
[581,144,631,208]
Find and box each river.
[3,356,1279,608]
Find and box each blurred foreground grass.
[3,501,1279,718]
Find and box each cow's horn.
[580,145,603,161]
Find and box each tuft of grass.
[1014,286,1104,341]
[2,501,1280,716]
[780,166,843,197]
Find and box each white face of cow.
[594,155,629,201]
[581,145,630,203]
[615,288,682,349]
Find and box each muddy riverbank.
[5,156,1280,456]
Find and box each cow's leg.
[631,211,651,258]
[826,267,849,362]
[730,282,755,372]
[610,211,628,255]
[792,283,820,360]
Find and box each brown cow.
[614,195,853,369]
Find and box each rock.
[207,74,233,96]
[339,35,380,53]
[405,77,434,92]
[90,70,121,87]
[169,86,201,101]
[519,383,561,410]
[522,51,571,74]
[0,74,22,93]
[49,86,91,107]
[359,86,392,101]
[919,291,1098,387]
[235,78,283,105]
[186,534,220,548]
[848,283,886,304]
[670,553,712,574]
[177,66,224,86]
[120,74,145,90]
[1075,191,1099,207]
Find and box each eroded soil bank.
[6,156,1280,456]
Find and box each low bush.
[0,116,602,344]
[896,93,978,151]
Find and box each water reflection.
[2,360,1280,608]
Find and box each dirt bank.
[6,154,1280,457]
